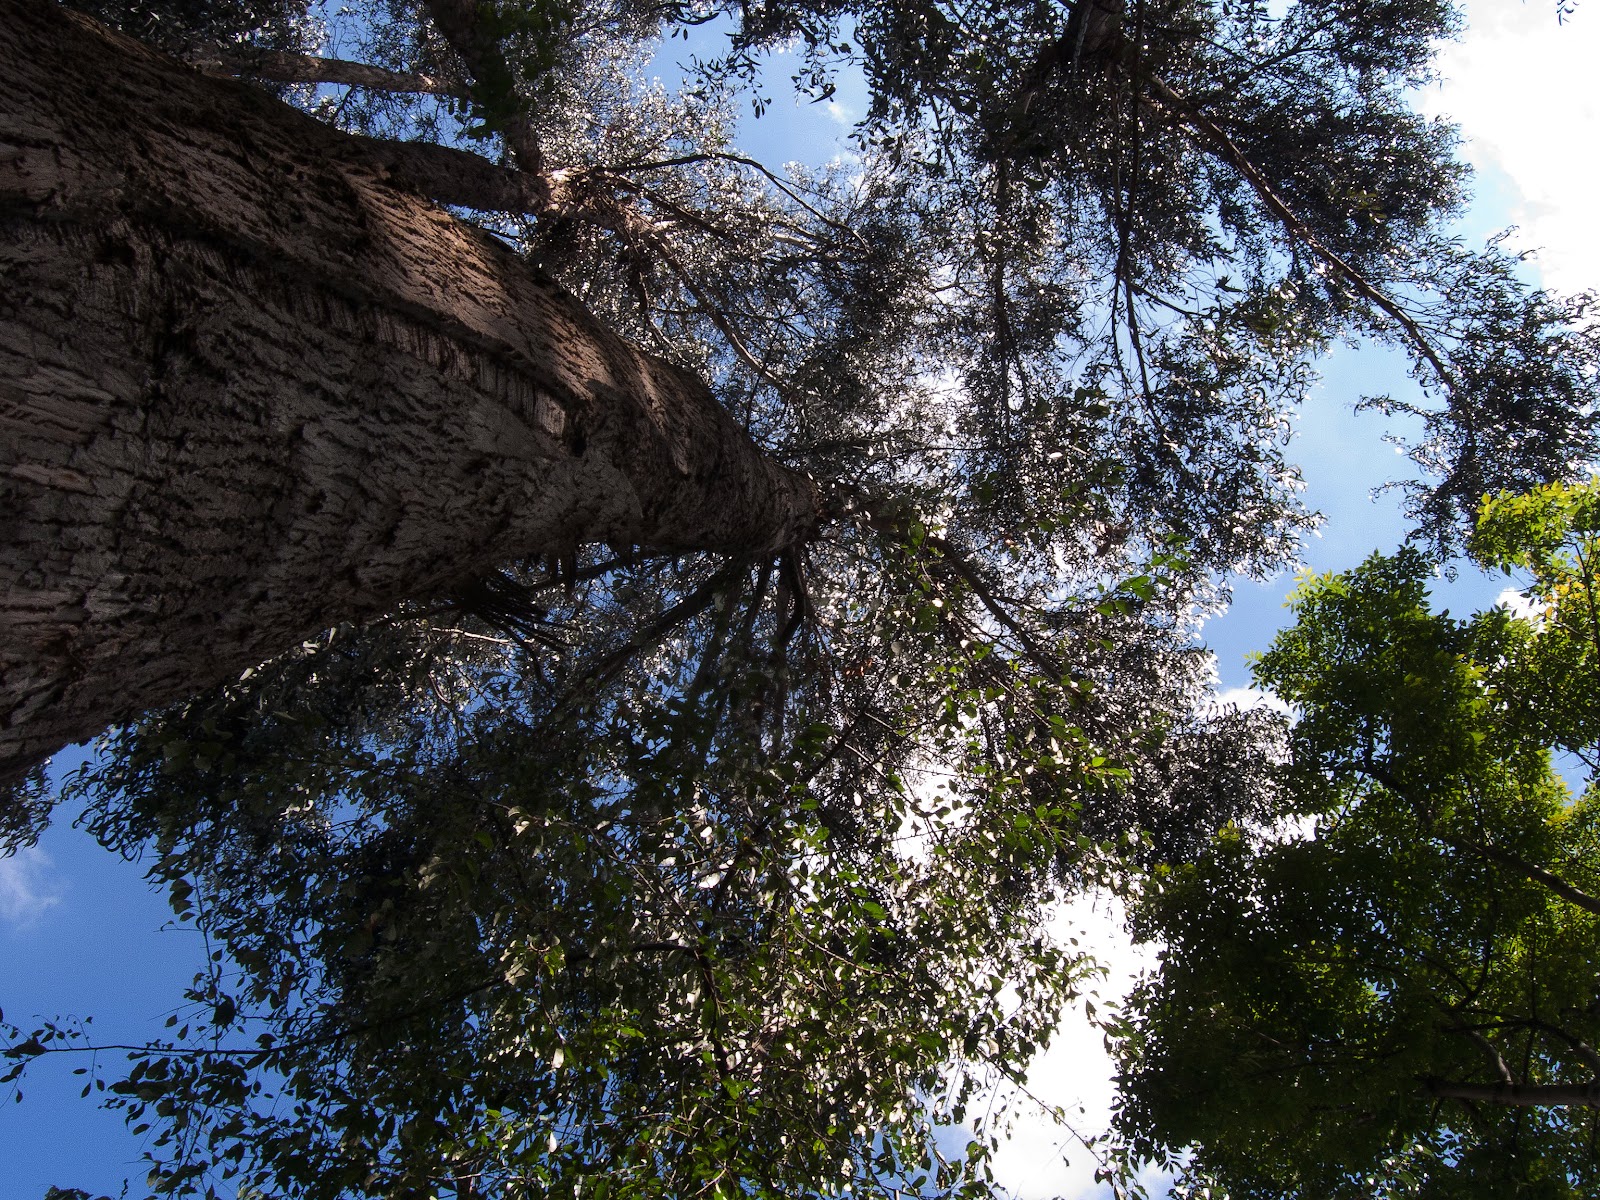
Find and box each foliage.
[67,0,317,52]
[16,531,1269,1199]
[0,762,54,853]
[1114,480,1600,1198]
[71,700,1078,1200]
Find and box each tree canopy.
[3,0,1599,1197]
[1115,480,1600,1197]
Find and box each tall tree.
[0,0,820,792]
[1114,481,1600,1198]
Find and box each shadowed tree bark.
[0,0,821,787]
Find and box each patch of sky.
[0,845,61,928]
[647,16,869,173]
[1,749,213,1200]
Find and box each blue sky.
[4,2,1599,1196]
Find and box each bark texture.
[0,0,821,787]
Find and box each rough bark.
[341,136,550,214]
[0,0,822,787]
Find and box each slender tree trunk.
[0,1,821,787]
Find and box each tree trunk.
[0,0,822,787]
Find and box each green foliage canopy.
[1116,480,1600,1198]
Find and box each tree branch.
[847,492,1069,682]
[341,135,546,213]
[1356,760,1600,918]
[1436,1010,1517,1085]
[1451,835,1600,920]
[1140,74,1456,387]
[1425,1077,1600,1108]
[186,45,463,95]
[926,532,1068,682]
[553,563,745,713]
[423,0,550,190]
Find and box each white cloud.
[1207,685,1292,717]
[0,846,63,928]
[986,894,1161,1199]
[1495,585,1545,621]
[1418,0,1600,294]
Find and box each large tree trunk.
[0,0,822,787]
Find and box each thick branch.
[554,564,744,714]
[1435,1011,1517,1086]
[1353,760,1600,917]
[423,0,550,187]
[186,46,464,95]
[1451,836,1600,919]
[1426,1078,1600,1108]
[342,135,547,213]
[926,533,1067,681]
[849,493,1068,681]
